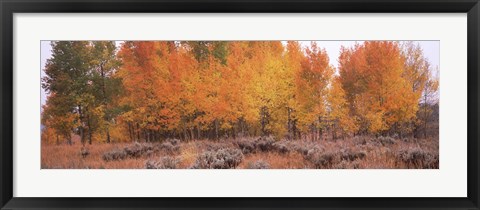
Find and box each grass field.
[41,135,438,169]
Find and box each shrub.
[293,144,323,157]
[193,148,244,169]
[159,142,180,154]
[236,140,256,154]
[166,138,180,145]
[332,160,362,169]
[124,142,154,158]
[254,136,275,152]
[310,152,337,169]
[104,142,159,161]
[204,142,233,152]
[143,150,155,157]
[340,149,367,161]
[352,136,368,146]
[396,148,439,169]
[80,147,90,158]
[303,147,338,169]
[376,136,396,146]
[102,148,127,162]
[237,137,290,154]
[145,156,180,169]
[247,160,270,169]
[272,142,290,154]
[304,146,324,160]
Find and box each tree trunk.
[287,108,292,140]
[78,105,85,145]
[197,124,201,140]
[65,133,72,145]
[312,127,315,141]
[293,120,298,140]
[215,119,219,140]
[424,94,428,139]
[240,119,245,137]
[127,123,131,141]
[106,127,111,143]
[99,63,112,143]
[332,124,336,140]
[261,107,266,136]
[87,113,92,145]
[136,123,140,142]
[190,127,194,140]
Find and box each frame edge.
[1,0,480,209]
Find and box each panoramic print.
[41,41,439,169]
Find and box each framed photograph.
[1,0,479,209]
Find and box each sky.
[40,40,440,106]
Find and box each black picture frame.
[1,0,479,209]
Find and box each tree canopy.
[41,41,439,144]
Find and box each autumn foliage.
[42,41,438,145]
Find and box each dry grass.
[239,152,313,169]
[41,136,438,169]
[41,143,156,169]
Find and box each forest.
[41,41,439,169]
